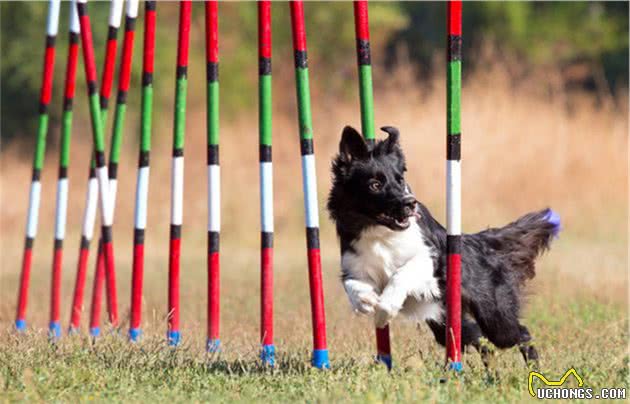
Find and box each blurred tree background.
[1,1,627,147]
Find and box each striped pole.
[129,0,156,343]
[76,0,118,332]
[289,0,330,369]
[353,0,392,370]
[205,0,221,353]
[100,0,124,128]
[49,0,80,340]
[258,0,274,366]
[445,0,462,371]
[168,0,192,347]
[15,0,61,332]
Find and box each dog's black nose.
[402,195,416,215]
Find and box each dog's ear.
[380,126,400,153]
[339,126,368,162]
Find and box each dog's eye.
[368,179,382,193]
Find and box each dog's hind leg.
[518,324,539,367]
[426,318,492,367]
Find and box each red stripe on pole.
[101,38,117,99]
[16,247,33,322]
[446,253,462,363]
[261,247,273,345]
[64,43,80,100]
[103,240,118,326]
[376,325,391,355]
[130,243,144,329]
[40,46,56,105]
[205,1,218,63]
[89,243,105,330]
[353,0,370,41]
[307,248,327,350]
[168,237,181,332]
[79,15,98,84]
[258,1,271,59]
[448,1,462,36]
[290,1,307,52]
[143,8,156,74]
[69,246,90,329]
[50,247,63,324]
[118,29,135,92]
[177,1,192,68]
[207,251,220,339]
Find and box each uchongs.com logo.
[528,368,626,400]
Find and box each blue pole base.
[167,330,181,346]
[67,326,80,336]
[448,361,463,372]
[129,328,142,342]
[48,322,62,339]
[89,327,100,337]
[312,349,330,369]
[260,344,275,367]
[15,319,26,332]
[206,338,220,353]
[376,354,393,371]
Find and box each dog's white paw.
[374,300,400,328]
[352,290,379,315]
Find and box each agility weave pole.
[445,0,463,371]
[205,0,221,353]
[352,0,393,370]
[289,0,330,369]
[48,0,81,339]
[258,0,274,366]
[129,0,157,343]
[15,0,61,332]
[168,0,192,347]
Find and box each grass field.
[1,64,628,402]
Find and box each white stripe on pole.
[446,159,461,235]
[208,165,221,232]
[260,162,274,232]
[108,178,118,222]
[46,0,61,36]
[82,177,99,239]
[134,166,150,230]
[26,181,42,239]
[69,0,80,34]
[126,0,139,18]
[54,178,69,240]
[96,166,112,226]
[301,154,319,228]
[109,0,124,29]
[171,156,184,226]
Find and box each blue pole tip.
[48,322,62,339]
[15,319,26,332]
[260,344,276,366]
[312,349,330,369]
[545,209,561,236]
[448,361,463,372]
[167,330,181,346]
[376,354,393,370]
[129,328,142,342]
[89,327,100,337]
[206,338,220,353]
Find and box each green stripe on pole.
[295,67,312,141]
[89,94,105,153]
[60,110,73,168]
[447,60,461,135]
[101,108,108,134]
[207,81,219,146]
[358,64,375,141]
[141,85,153,152]
[110,103,126,164]
[173,77,187,151]
[33,114,49,170]
[259,74,272,146]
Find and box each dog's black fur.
[327,126,560,364]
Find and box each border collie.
[327,125,560,364]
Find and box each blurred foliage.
[1,1,627,146]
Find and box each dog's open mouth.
[376,213,412,230]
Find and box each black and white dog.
[327,126,560,364]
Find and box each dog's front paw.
[374,300,399,328]
[351,290,379,315]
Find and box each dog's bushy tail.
[477,208,560,281]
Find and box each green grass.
[1,298,626,403]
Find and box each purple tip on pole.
[545,209,561,236]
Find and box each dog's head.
[328,125,416,232]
